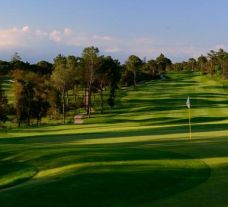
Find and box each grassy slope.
[0,72,228,206]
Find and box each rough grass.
[0,72,228,207]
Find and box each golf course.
[0,72,228,207]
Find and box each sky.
[0,0,228,63]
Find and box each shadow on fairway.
[0,161,37,189]
[1,120,228,145]
[0,149,210,207]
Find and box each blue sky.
[0,0,228,63]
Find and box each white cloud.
[49,30,61,42]
[121,37,210,60]
[64,28,73,36]
[22,25,30,32]
[0,25,226,61]
[65,32,115,48]
[0,27,24,47]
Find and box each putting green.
[0,161,37,189]
[0,149,210,207]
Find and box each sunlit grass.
[0,72,228,206]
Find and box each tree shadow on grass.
[0,148,210,207]
[0,120,228,147]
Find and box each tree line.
[0,47,227,127]
[173,49,228,78]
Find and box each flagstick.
[188,107,192,140]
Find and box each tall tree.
[107,59,121,109]
[217,49,228,79]
[32,75,50,125]
[143,59,158,78]
[97,56,121,113]
[207,50,217,76]
[12,70,36,126]
[36,61,53,75]
[51,55,74,124]
[155,54,172,74]
[81,47,100,117]
[125,55,142,88]
[197,55,208,73]
[66,56,81,106]
[188,58,197,71]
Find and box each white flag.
[186,96,191,109]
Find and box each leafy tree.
[81,47,100,117]
[143,59,159,79]
[97,56,121,112]
[207,50,218,76]
[216,49,228,79]
[188,58,197,71]
[47,88,61,118]
[172,62,184,71]
[36,61,53,75]
[108,59,121,109]
[51,55,75,124]
[95,56,109,113]
[120,64,133,87]
[125,55,142,88]
[12,70,34,126]
[197,55,208,73]
[32,75,50,125]
[66,56,81,106]
[12,69,50,126]
[155,54,172,74]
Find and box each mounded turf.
[0,161,37,189]
[0,149,210,207]
[0,72,228,207]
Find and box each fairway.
[0,72,228,207]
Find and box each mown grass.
[0,72,228,207]
[0,161,37,189]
